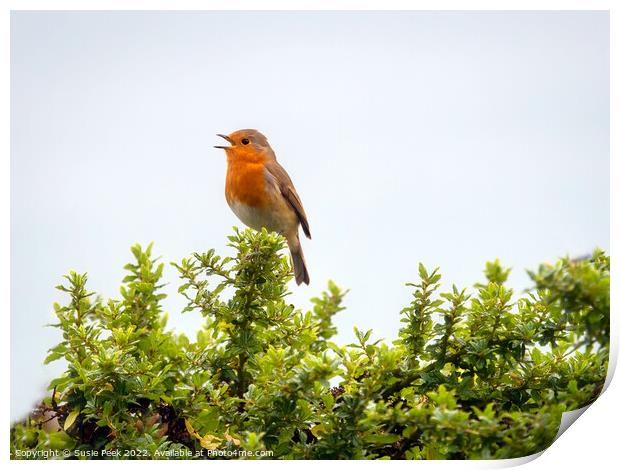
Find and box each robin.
[214,129,311,285]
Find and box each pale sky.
[11,11,609,420]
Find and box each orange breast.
[225,160,270,208]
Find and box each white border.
[3,1,616,468]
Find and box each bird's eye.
[241,138,250,145]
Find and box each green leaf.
[64,409,80,431]
[366,433,400,444]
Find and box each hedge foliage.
[11,229,609,459]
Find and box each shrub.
[10,229,609,460]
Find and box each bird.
[214,129,311,285]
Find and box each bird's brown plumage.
[264,160,311,240]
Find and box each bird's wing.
[265,160,311,239]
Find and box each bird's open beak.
[214,134,233,149]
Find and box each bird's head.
[215,129,274,162]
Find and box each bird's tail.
[287,233,309,285]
